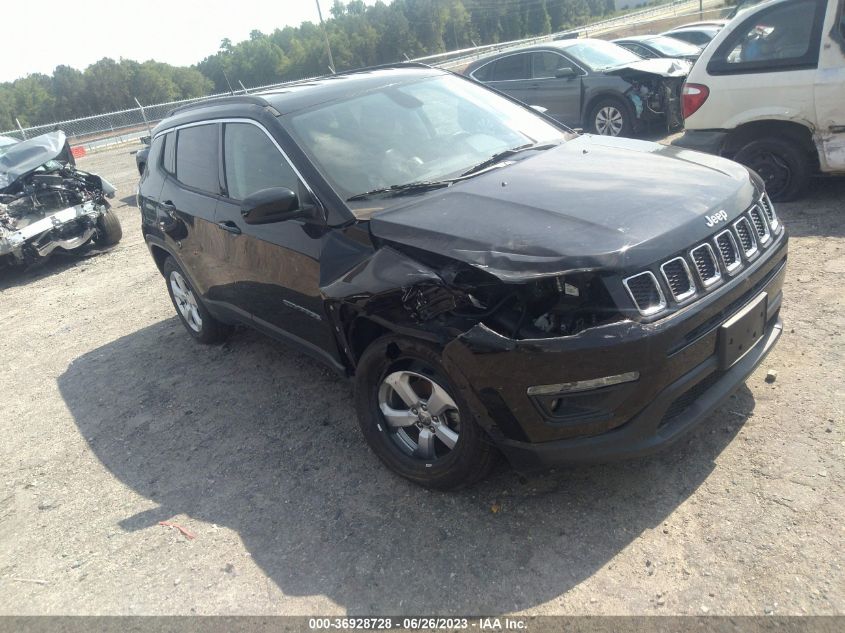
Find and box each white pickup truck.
[674,0,844,201]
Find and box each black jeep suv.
[139,65,787,489]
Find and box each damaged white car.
[0,131,121,268]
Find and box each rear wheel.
[354,335,497,489]
[588,97,633,137]
[162,257,230,344]
[733,137,810,202]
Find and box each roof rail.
[166,94,271,117]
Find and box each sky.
[1,0,353,82]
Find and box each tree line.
[1,0,624,131]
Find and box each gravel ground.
[0,142,842,616]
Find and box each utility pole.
[315,0,336,74]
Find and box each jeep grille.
[623,194,782,317]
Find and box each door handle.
[217,220,242,235]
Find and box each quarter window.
[175,124,219,194]
[708,0,822,73]
[223,122,299,201]
[162,131,176,174]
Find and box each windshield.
[285,74,569,205]
[646,35,702,56]
[564,40,641,70]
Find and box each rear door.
[478,52,534,105]
[213,120,340,361]
[815,0,845,170]
[528,51,584,126]
[157,123,222,300]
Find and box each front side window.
[223,122,298,200]
[532,52,570,78]
[491,54,531,81]
[285,74,569,208]
[175,124,218,194]
[708,0,822,73]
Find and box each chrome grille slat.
[660,257,696,302]
[623,271,666,316]
[690,243,721,287]
[760,193,779,232]
[748,206,770,244]
[733,217,758,258]
[714,229,742,274]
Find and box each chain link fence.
[0,77,316,151]
[0,0,730,151]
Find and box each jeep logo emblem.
[705,210,729,228]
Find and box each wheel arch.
[723,119,819,167]
[582,90,634,125]
[148,243,171,275]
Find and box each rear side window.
[472,62,493,82]
[223,122,299,200]
[708,0,823,74]
[175,124,219,194]
[491,54,531,80]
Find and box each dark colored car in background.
[661,25,723,47]
[613,34,703,62]
[139,65,786,489]
[463,39,689,137]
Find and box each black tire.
[354,335,498,490]
[162,256,231,344]
[95,208,122,246]
[588,97,634,137]
[733,137,810,202]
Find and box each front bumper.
[442,232,787,471]
[671,129,729,155]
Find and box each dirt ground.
[0,141,842,616]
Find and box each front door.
[212,120,340,362]
[529,51,584,126]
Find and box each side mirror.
[241,187,307,225]
[555,67,577,78]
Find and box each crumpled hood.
[0,131,73,191]
[369,135,758,281]
[604,57,691,78]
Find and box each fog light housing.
[527,371,640,396]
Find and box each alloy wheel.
[377,370,461,460]
[595,106,624,136]
[170,270,203,332]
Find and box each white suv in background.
[674,0,845,201]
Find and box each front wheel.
[733,137,810,202]
[354,335,498,489]
[95,208,122,246]
[588,97,633,137]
